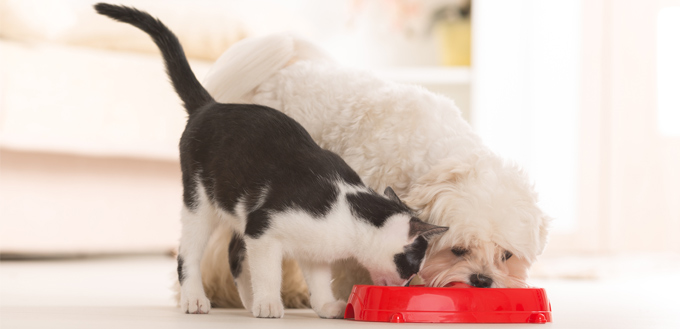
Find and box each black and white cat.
[95,3,448,319]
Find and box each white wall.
[472,0,581,234]
[0,150,181,254]
[604,0,680,252]
[473,0,680,254]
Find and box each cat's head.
[348,187,449,286]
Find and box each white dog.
[187,33,550,307]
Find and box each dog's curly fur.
[182,33,550,307]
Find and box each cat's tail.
[203,33,333,103]
[94,3,214,114]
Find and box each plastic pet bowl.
[344,282,552,323]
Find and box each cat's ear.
[384,186,401,203]
[409,218,449,240]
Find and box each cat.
[94,3,448,319]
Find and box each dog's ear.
[384,186,401,203]
[409,217,449,240]
[536,213,552,255]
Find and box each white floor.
[1,255,679,329]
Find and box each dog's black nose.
[469,274,493,288]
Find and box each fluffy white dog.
[187,33,550,307]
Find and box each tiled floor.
[1,255,679,328]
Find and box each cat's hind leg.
[228,233,254,311]
[298,261,346,319]
[245,235,284,318]
[178,202,218,314]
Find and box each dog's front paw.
[180,293,211,314]
[315,300,346,319]
[252,297,284,318]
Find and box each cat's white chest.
[266,204,357,262]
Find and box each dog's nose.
[469,274,493,288]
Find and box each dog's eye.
[451,247,469,257]
[502,250,513,261]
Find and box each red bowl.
[344,283,552,323]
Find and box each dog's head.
[404,154,551,288]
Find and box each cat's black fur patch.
[244,208,270,238]
[393,236,429,279]
[346,192,412,227]
[180,103,363,238]
[177,255,185,284]
[228,233,246,279]
[181,172,198,210]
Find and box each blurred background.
[1,0,679,322]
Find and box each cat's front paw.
[180,292,211,314]
[315,300,347,319]
[252,298,284,318]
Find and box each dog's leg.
[299,261,346,319]
[245,237,284,318]
[331,258,373,301]
[280,259,311,308]
[178,204,217,314]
